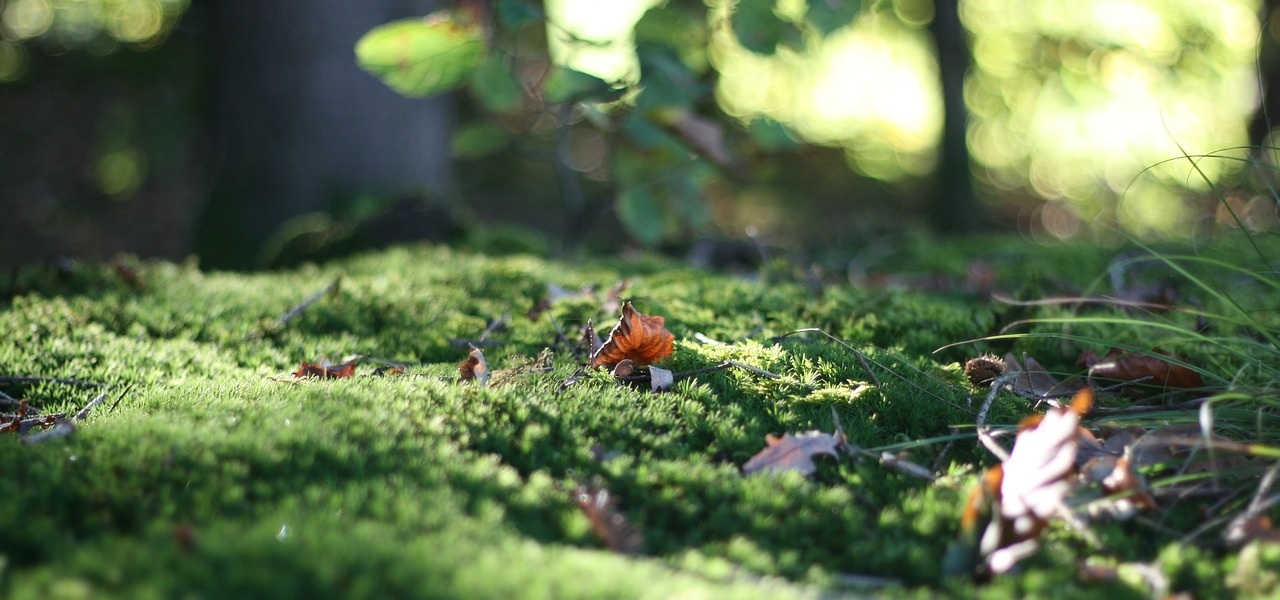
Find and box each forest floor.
[2,232,1278,598]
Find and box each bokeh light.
[1,0,187,49]
[963,0,1261,238]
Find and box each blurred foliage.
[0,0,188,80]
[359,0,1276,251]
[963,0,1264,239]
[356,0,874,249]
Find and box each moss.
[0,234,1275,597]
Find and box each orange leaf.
[589,301,674,369]
[1079,348,1204,389]
[572,485,643,555]
[293,358,356,379]
[742,430,843,476]
[458,346,489,386]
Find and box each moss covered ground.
[2,234,1278,598]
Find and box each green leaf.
[636,42,703,112]
[451,121,511,159]
[748,117,799,151]
[496,0,543,30]
[806,0,860,36]
[731,0,802,55]
[616,186,666,247]
[355,12,488,98]
[542,67,622,104]
[468,54,524,113]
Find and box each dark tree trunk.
[197,1,455,268]
[928,0,982,232]
[1249,0,1280,151]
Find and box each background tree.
[194,0,457,268]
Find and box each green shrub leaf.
[542,67,622,104]
[806,0,861,36]
[355,12,488,98]
[731,0,802,55]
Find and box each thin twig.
[274,277,341,326]
[72,390,110,421]
[0,376,105,388]
[976,375,1016,461]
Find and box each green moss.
[1,234,1276,597]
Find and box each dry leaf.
[999,393,1087,539]
[1004,353,1073,398]
[957,388,1093,577]
[573,485,643,555]
[742,430,843,476]
[1079,348,1204,389]
[293,357,356,379]
[590,301,674,369]
[458,346,489,386]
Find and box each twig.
[21,420,76,445]
[1225,460,1280,545]
[274,277,341,326]
[613,361,782,385]
[0,376,105,388]
[72,390,110,421]
[976,375,1017,462]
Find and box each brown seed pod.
[964,354,1007,388]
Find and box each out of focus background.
[1,0,1277,269]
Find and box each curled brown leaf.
[590,301,674,369]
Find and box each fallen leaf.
[743,430,843,476]
[573,485,643,555]
[957,388,1094,577]
[999,390,1088,539]
[590,301,674,369]
[293,357,356,379]
[1079,348,1204,389]
[1004,353,1074,398]
[458,346,489,386]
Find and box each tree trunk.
[928,0,982,232]
[196,0,455,268]
[1249,0,1280,151]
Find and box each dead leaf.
[458,346,489,386]
[958,388,1093,576]
[743,430,843,476]
[1079,348,1204,389]
[999,390,1088,539]
[1004,353,1073,398]
[573,485,643,555]
[293,357,356,379]
[589,301,674,369]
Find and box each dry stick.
[0,376,105,388]
[274,277,341,326]
[976,374,1018,462]
[72,390,110,421]
[613,361,782,385]
[1226,460,1280,545]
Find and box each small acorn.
[964,354,1007,388]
